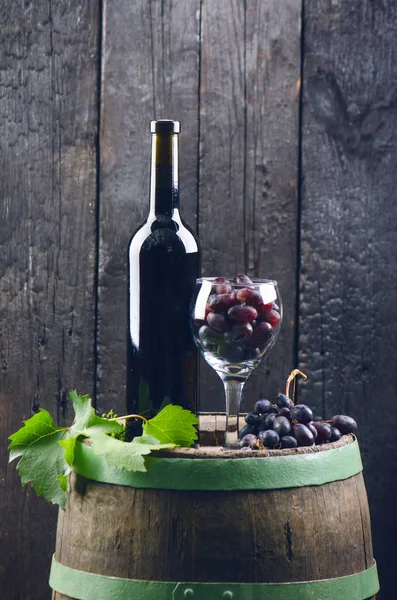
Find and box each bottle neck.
[149,132,179,218]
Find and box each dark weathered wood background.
[0,0,395,598]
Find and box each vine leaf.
[59,437,77,467]
[69,390,123,437]
[9,394,198,509]
[7,392,123,508]
[144,404,198,447]
[89,432,174,473]
[8,409,70,508]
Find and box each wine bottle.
[126,120,200,437]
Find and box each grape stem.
[108,414,148,424]
[286,369,308,403]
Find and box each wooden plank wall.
[0,1,396,598]
[0,2,99,599]
[198,0,301,410]
[97,0,200,414]
[300,2,397,597]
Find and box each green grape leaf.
[8,393,198,509]
[59,437,77,467]
[143,404,198,447]
[8,409,69,508]
[7,393,122,509]
[133,433,166,445]
[69,391,93,429]
[70,390,124,437]
[58,474,69,493]
[89,432,174,473]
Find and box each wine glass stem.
[222,378,245,448]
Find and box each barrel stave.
[54,473,373,584]
[52,439,377,600]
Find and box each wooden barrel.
[50,435,379,600]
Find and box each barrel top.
[156,434,354,459]
[73,435,362,491]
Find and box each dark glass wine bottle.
[126,120,200,437]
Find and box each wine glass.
[190,275,282,448]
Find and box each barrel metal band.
[49,556,379,600]
[73,438,362,490]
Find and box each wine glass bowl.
[190,276,282,447]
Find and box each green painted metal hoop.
[49,555,379,600]
[73,438,363,490]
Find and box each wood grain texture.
[299,1,397,597]
[199,0,301,412]
[53,450,375,597]
[0,1,99,598]
[243,0,301,410]
[198,0,246,411]
[97,0,200,415]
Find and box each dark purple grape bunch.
[195,274,281,365]
[239,394,358,451]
